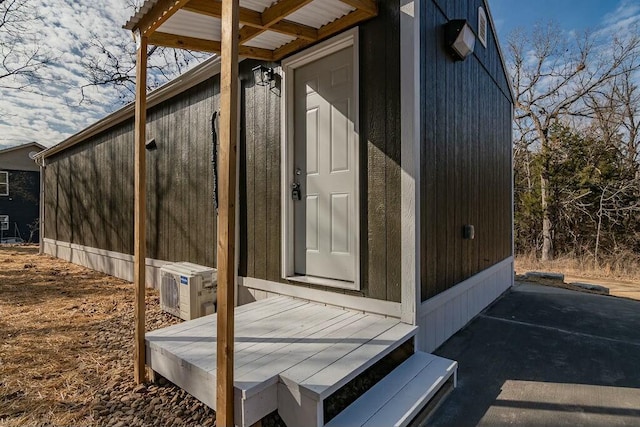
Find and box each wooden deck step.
[325,352,457,427]
[145,296,418,427]
[278,321,417,427]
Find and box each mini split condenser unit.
[160,262,216,321]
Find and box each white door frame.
[280,28,361,291]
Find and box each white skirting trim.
[42,238,170,288]
[238,277,402,318]
[416,257,514,352]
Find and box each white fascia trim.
[418,256,514,316]
[280,28,361,291]
[481,0,515,102]
[239,276,401,318]
[0,142,46,156]
[400,0,421,325]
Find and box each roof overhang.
[0,141,46,155]
[123,0,377,61]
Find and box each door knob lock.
[291,182,301,201]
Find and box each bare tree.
[508,22,640,260]
[79,2,209,104]
[0,0,49,90]
[80,36,208,103]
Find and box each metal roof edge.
[37,55,221,160]
[0,141,46,156]
[482,0,515,103]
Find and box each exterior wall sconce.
[463,224,475,240]
[445,19,476,61]
[252,65,275,87]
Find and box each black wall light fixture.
[444,19,476,61]
[252,65,275,87]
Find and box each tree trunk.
[541,171,554,261]
[594,188,605,267]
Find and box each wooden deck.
[146,296,417,427]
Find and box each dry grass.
[0,245,180,427]
[515,251,640,283]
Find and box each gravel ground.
[0,246,217,427]
[89,307,217,427]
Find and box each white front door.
[293,46,357,282]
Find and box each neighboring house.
[0,142,45,243]
[36,0,513,425]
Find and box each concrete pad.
[571,282,609,294]
[525,271,565,281]
[427,282,640,427]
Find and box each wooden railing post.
[217,0,239,425]
[133,32,148,385]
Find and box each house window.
[0,215,8,231]
[0,171,7,196]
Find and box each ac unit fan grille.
[161,273,180,316]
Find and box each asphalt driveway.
[428,282,640,427]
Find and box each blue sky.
[488,0,640,41]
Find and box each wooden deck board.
[234,310,363,391]
[146,296,291,337]
[232,306,351,371]
[278,315,397,387]
[145,296,418,426]
[166,300,313,359]
[301,322,417,398]
[190,302,335,372]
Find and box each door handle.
[291,182,301,201]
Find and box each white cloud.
[603,0,640,27]
[599,0,640,37]
[0,0,206,148]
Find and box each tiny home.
[38,0,513,425]
[0,142,45,243]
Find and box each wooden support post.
[133,32,148,385]
[217,0,239,425]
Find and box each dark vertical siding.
[360,0,402,302]
[44,10,402,302]
[46,120,135,255]
[238,0,401,303]
[145,79,218,266]
[44,78,219,267]
[420,0,513,301]
[0,170,39,242]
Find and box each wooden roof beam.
[185,0,317,43]
[241,0,313,45]
[184,0,262,27]
[261,0,314,27]
[274,8,373,60]
[272,20,318,41]
[135,0,192,36]
[149,31,275,60]
[239,19,317,43]
[243,0,316,44]
[339,0,378,16]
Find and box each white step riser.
[326,352,457,427]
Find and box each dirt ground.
[0,246,216,427]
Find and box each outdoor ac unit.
[160,262,217,321]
